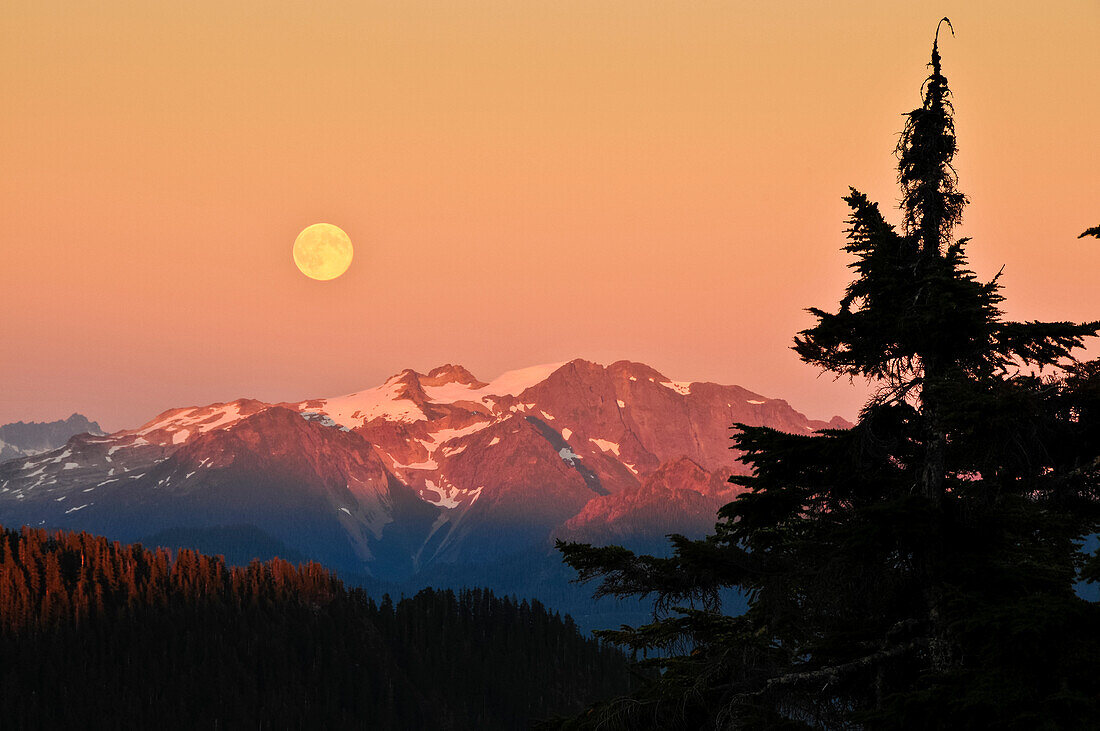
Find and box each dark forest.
[0,525,633,729]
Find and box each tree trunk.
[919,354,950,672]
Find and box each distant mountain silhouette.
[0,413,103,460]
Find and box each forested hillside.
[0,525,632,729]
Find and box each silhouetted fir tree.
[555,20,1100,730]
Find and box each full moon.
[293,223,354,281]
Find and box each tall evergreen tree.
[557,20,1100,730]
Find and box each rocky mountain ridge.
[0,360,849,588]
[0,413,104,461]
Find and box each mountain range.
[0,413,103,461]
[0,359,849,625]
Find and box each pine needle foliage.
[554,20,1100,730]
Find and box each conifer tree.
[557,20,1100,730]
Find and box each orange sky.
[2,1,1098,431]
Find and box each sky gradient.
[3,1,1098,431]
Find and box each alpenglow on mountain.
[0,360,849,594]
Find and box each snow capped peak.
[480,363,566,398]
[384,368,419,385]
[308,379,428,429]
[130,399,267,444]
[422,364,487,389]
[297,362,566,432]
[0,356,855,583]
[418,363,565,406]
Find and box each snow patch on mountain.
[137,402,251,440]
[423,478,468,509]
[395,458,439,471]
[589,438,621,456]
[421,363,565,406]
[425,421,492,448]
[311,380,427,428]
